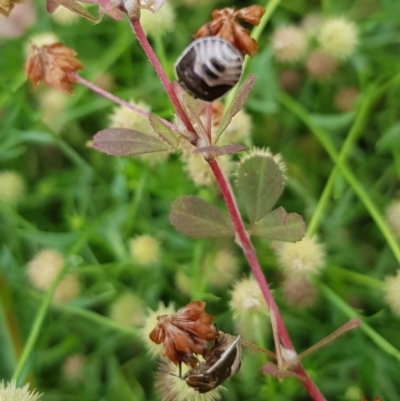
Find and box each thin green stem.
[327,265,383,290]
[12,265,67,384]
[319,284,400,363]
[307,73,400,236]
[279,91,400,264]
[225,0,282,106]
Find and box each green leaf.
[236,152,284,224]
[149,115,181,150]
[93,128,170,156]
[194,144,248,157]
[215,74,256,143]
[170,196,234,238]
[249,207,305,242]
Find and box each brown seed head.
[25,42,84,94]
[194,5,265,57]
[149,300,219,366]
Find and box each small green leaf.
[170,196,234,238]
[236,152,284,224]
[215,74,256,143]
[93,128,170,156]
[149,115,181,150]
[249,207,305,242]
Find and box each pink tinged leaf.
[93,128,170,156]
[149,114,181,151]
[214,74,256,144]
[46,0,99,22]
[194,144,248,157]
[236,153,284,224]
[249,206,305,242]
[170,196,235,238]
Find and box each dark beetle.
[174,37,243,102]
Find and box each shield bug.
[184,334,242,393]
[174,37,243,102]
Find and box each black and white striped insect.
[184,334,242,393]
[174,37,243,102]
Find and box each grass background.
[1,0,400,400]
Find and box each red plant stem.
[130,18,196,136]
[208,158,326,401]
[70,72,179,131]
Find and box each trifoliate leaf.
[236,152,284,224]
[93,128,170,156]
[249,207,305,242]
[149,115,181,150]
[170,196,234,238]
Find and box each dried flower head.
[306,50,338,80]
[52,274,80,302]
[62,354,85,383]
[274,236,326,276]
[25,42,84,94]
[27,249,65,291]
[129,234,161,267]
[229,276,268,316]
[385,200,400,238]
[140,2,175,37]
[271,26,307,63]
[156,360,221,401]
[318,17,358,61]
[383,270,400,317]
[334,87,359,112]
[149,300,219,366]
[281,275,317,308]
[0,380,41,401]
[140,302,176,358]
[194,6,265,57]
[0,171,25,204]
[109,292,146,326]
[0,0,23,17]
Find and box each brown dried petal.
[233,23,258,57]
[0,0,23,17]
[235,5,265,26]
[25,42,84,94]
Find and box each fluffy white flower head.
[275,236,325,276]
[271,26,307,63]
[111,0,168,18]
[27,249,65,291]
[129,234,161,267]
[0,171,25,204]
[386,200,400,238]
[318,17,358,60]
[110,292,145,326]
[229,276,268,316]
[156,360,221,401]
[0,380,41,401]
[384,270,400,317]
[140,2,175,37]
